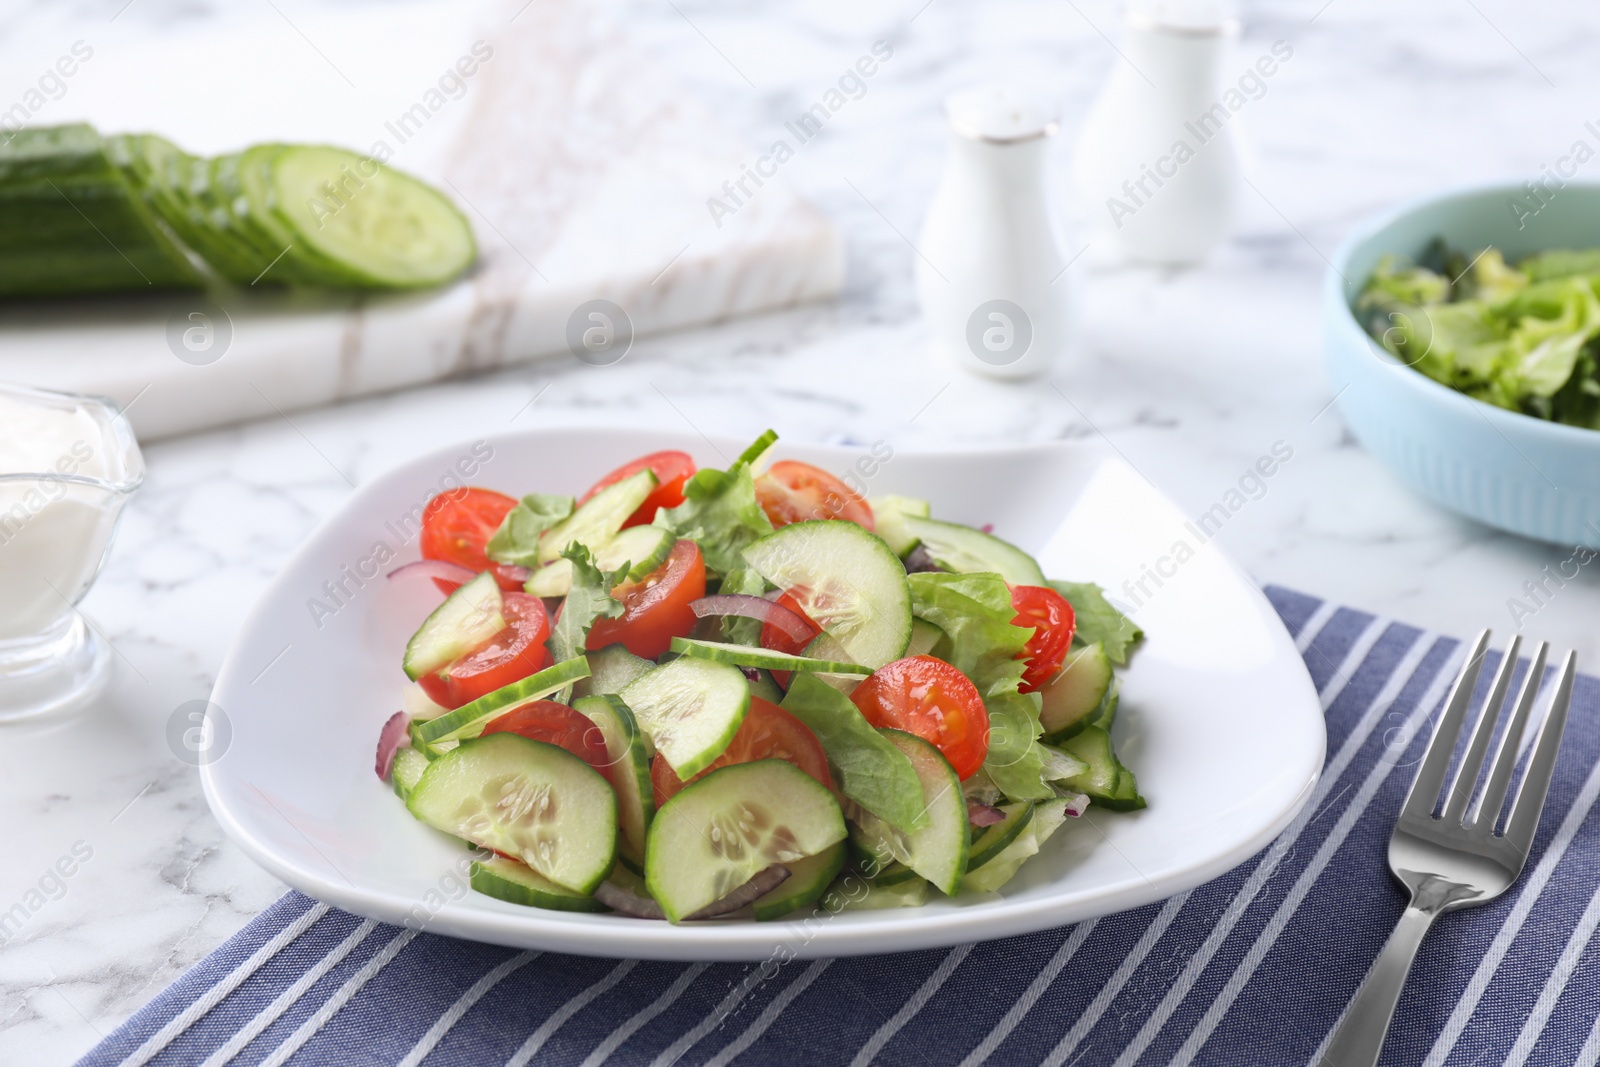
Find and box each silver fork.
[1318,630,1577,1067]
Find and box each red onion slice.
[386,559,476,585]
[594,881,666,919]
[687,865,790,919]
[375,711,411,779]
[967,802,1008,827]
[690,594,814,643]
[1062,792,1091,818]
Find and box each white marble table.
[6,0,1600,1061]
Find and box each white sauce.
[0,393,122,641]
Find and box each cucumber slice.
[522,524,672,595]
[879,730,968,896]
[389,746,430,800]
[906,618,944,658]
[961,797,1073,893]
[966,802,1035,871]
[618,657,750,778]
[574,644,657,700]
[414,656,592,744]
[1055,725,1146,811]
[470,854,605,912]
[899,515,1046,586]
[407,718,454,760]
[267,145,476,288]
[744,668,785,704]
[644,760,846,922]
[572,695,654,869]
[669,637,872,676]
[1039,643,1113,741]
[828,878,928,910]
[752,842,846,920]
[867,860,922,887]
[538,468,657,565]
[408,734,617,893]
[402,571,505,681]
[870,495,930,556]
[740,520,912,670]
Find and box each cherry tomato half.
[851,655,990,779]
[481,700,610,772]
[585,540,706,660]
[1011,585,1076,693]
[754,460,874,530]
[420,487,524,591]
[418,592,552,709]
[650,696,833,806]
[580,450,696,528]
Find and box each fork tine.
[1472,642,1549,831]
[1401,630,1490,821]
[1442,635,1523,824]
[1503,650,1577,857]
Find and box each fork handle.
[1319,878,1471,1067]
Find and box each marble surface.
[7,0,1600,1061]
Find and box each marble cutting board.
[0,0,842,440]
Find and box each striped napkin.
[77,587,1600,1067]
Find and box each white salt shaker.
[1074,0,1243,264]
[916,85,1075,381]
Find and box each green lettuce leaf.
[1050,581,1143,665]
[486,493,575,567]
[982,692,1052,801]
[906,571,1031,698]
[548,543,625,667]
[653,431,777,576]
[781,673,928,833]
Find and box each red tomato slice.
[760,591,822,690]
[420,487,523,591]
[585,540,706,660]
[850,655,990,779]
[480,700,609,772]
[753,460,874,530]
[579,450,696,528]
[418,592,552,709]
[1011,585,1076,693]
[650,696,833,806]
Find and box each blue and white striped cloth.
[78,587,1600,1067]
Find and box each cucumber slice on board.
[618,657,750,778]
[572,695,655,869]
[538,468,657,565]
[645,759,846,922]
[413,656,592,744]
[899,516,1047,586]
[523,525,672,596]
[1038,643,1113,741]
[752,841,846,920]
[408,734,617,893]
[574,644,657,700]
[389,746,430,800]
[402,571,504,681]
[668,638,872,676]
[880,730,968,896]
[266,145,477,288]
[740,520,912,670]
[966,802,1035,871]
[869,495,930,557]
[470,854,605,912]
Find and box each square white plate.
[201,429,1324,960]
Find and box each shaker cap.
[944,85,1059,144]
[1125,0,1240,34]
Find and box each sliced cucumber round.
[879,730,968,896]
[268,145,476,288]
[740,520,911,670]
[408,733,617,893]
[905,618,945,659]
[470,854,605,912]
[966,802,1035,872]
[523,525,673,596]
[1039,643,1113,741]
[538,468,657,565]
[869,495,930,557]
[389,746,430,800]
[867,860,922,887]
[752,841,846,920]
[669,637,872,676]
[826,877,929,910]
[574,644,658,701]
[618,657,749,778]
[414,656,592,745]
[645,760,846,922]
[403,571,505,681]
[899,515,1046,586]
[572,694,655,869]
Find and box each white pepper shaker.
[916,85,1075,381]
[1074,0,1243,264]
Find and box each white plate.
[202,429,1324,960]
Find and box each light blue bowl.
[1326,182,1600,548]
